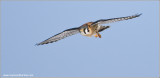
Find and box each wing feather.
[92,14,142,25]
[36,27,80,45]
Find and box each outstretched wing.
[92,14,142,25]
[36,27,80,45]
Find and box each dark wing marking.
[98,26,110,32]
[92,14,142,25]
[36,27,80,45]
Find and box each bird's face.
[80,26,91,36]
[79,22,98,37]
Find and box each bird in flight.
[36,14,141,45]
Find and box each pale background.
[1,1,159,77]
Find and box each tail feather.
[98,26,110,32]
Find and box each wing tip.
[134,13,142,17]
[35,43,42,46]
[35,41,50,46]
[35,41,54,46]
[35,39,59,46]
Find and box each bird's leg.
[97,32,101,38]
[94,34,98,38]
[94,26,101,38]
[94,27,99,38]
[95,31,101,38]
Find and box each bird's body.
[79,22,109,38]
[36,14,141,45]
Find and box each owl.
[36,14,141,45]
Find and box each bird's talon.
[94,34,98,38]
[97,32,101,38]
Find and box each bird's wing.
[92,14,142,25]
[36,27,80,45]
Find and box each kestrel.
[36,14,141,45]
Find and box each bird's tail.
[98,26,110,32]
